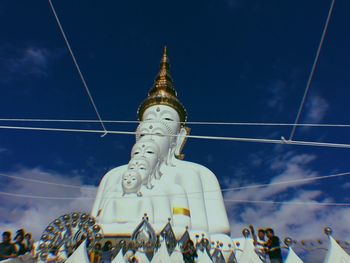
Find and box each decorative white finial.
[284,237,293,247]
[242,228,250,238]
[324,226,333,236]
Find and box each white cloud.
[266,80,287,112]
[226,0,241,8]
[224,152,350,242]
[0,168,97,239]
[0,147,7,154]
[342,182,350,189]
[304,94,329,123]
[0,46,62,78]
[7,48,49,76]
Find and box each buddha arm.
[91,165,127,217]
[169,185,191,228]
[199,166,230,234]
[175,166,209,232]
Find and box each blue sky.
[0,0,349,259]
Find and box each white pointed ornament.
[151,238,172,263]
[284,237,303,263]
[285,248,303,263]
[65,240,89,263]
[111,248,126,263]
[237,238,261,263]
[196,248,213,262]
[323,227,350,263]
[170,244,185,262]
[134,250,151,263]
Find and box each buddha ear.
[174,127,190,160]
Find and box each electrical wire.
[0,124,350,149]
[1,170,349,193]
[0,173,92,190]
[0,171,349,200]
[48,0,107,136]
[289,0,336,140]
[1,190,350,207]
[223,199,350,207]
[0,118,350,128]
[221,171,350,192]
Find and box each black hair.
[258,229,265,234]
[265,228,274,234]
[2,231,11,238]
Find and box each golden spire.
[150,46,176,97]
[137,47,187,123]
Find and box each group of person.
[0,229,34,261]
[88,238,199,263]
[88,229,284,263]
[252,227,283,263]
[0,228,283,262]
[89,241,116,263]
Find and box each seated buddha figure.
[102,169,153,225]
[92,47,230,241]
[94,139,191,236]
[95,139,160,224]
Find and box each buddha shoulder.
[99,164,128,185]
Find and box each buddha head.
[127,157,155,189]
[136,121,172,158]
[122,170,142,197]
[131,139,162,180]
[137,47,189,164]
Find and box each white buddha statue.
[91,47,230,242]
[95,139,191,236]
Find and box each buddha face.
[122,170,142,194]
[127,158,151,185]
[136,122,172,158]
[131,140,160,168]
[142,105,181,134]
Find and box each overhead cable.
[1,170,349,193]
[0,118,350,128]
[221,171,350,192]
[223,199,350,206]
[48,0,107,136]
[289,0,336,140]
[0,173,92,190]
[1,189,350,207]
[0,124,350,149]
[0,171,349,199]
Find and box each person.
[0,231,17,260]
[101,241,113,263]
[265,228,283,263]
[182,239,197,263]
[89,243,102,263]
[14,229,26,256]
[24,233,34,253]
[254,229,267,262]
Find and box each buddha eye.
[164,117,174,121]
[130,167,135,170]
[133,151,140,155]
[146,151,154,154]
[140,167,145,170]
[132,178,136,181]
